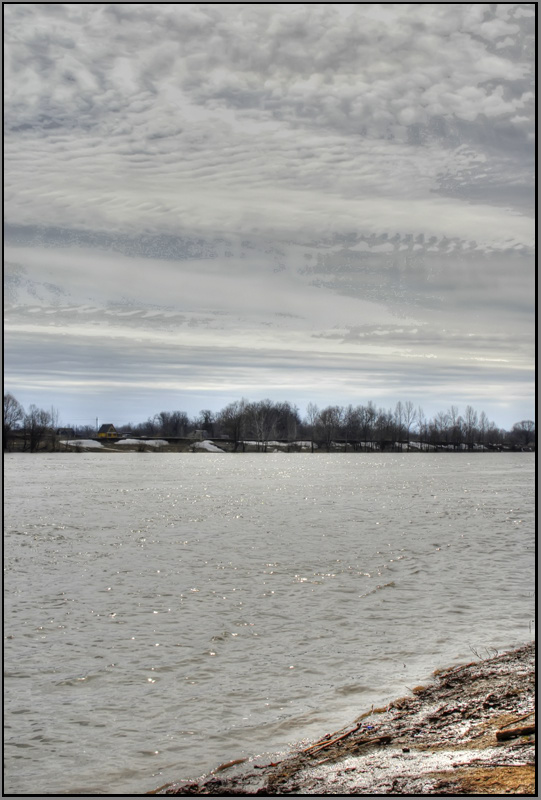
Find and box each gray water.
[3,453,535,795]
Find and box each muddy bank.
[151,642,535,796]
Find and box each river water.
[3,452,535,795]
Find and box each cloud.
[5,312,535,433]
[3,4,535,429]
[4,4,534,247]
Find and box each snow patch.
[60,439,103,448]
[116,438,169,447]
[194,440,225,452]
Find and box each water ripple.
[3,452,535,795]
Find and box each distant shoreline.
[5,439,535,455]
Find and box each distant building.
[97,424,118,438]
[57,427,75,438]
[187,429,207,440]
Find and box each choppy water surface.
[4,453,535,795]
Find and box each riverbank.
[152,642,535,795]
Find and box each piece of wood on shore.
[496,725,535,741]
[304,731,392,756]
[302,722,363,753]
[211,757,248,773]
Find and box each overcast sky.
[4,3,535,430]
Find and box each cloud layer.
[5,3,535,244]
[3,4,536,428]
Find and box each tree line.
[3,392,535,453]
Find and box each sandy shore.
[150,642,535,796]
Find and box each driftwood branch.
[496,725,535,741]
[212,757,248,773]
[302,723,363,753]
[304,731,392,756]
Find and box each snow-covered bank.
[194,440,225,452]
[116,438,169,447]
[60,439,104,449]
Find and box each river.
[3,452,535,795]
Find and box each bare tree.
[198,409,215,437]
[435,410,450,446]
[4,393,24,450]
[416,406,428,450]
[23,405,52,452]
[217,399,248,451]
[447,405,462,449]
[477,411,490,447]
[512,420,536,448]
[359,402,376,450]
[463,405,478,450]
[78,424,98,438]
[374,408,394,450]
[343,404,360,451]
[403,401,417,447]
[305,402,319,452]
[273,401,300,446]
[154,410,189,437]
[280,402,301,441]
[394,401,405,443]
[317,405,343,452]
[49,406,60,451]
[246,399,279,451]
[486,422,502,448]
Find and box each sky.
[4,3,536,431]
